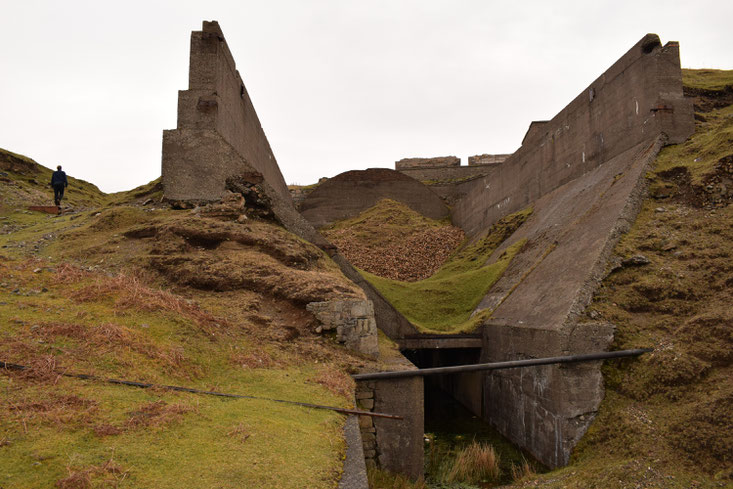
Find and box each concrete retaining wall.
[475,136,667,467]
[299,168,450,229]
[162,21,291,203]
[453,34,694,237]
[397,163,500,184]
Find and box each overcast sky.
[1,0,731,193]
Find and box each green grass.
[0,256,350,489]
[682,68,733,91]
[360,208,531,333]
[654,103,733,183]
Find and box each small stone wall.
[354,376,424,480]
[307,299,379,358]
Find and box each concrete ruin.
[386,34,694,468]
[453,34,694,236]
[161,22,696,480]
[394,154,508,206]
[162,21,290,203]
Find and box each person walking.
[50,165,68,206]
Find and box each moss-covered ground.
[360,208,531,333]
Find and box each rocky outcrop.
[307,300,379,357]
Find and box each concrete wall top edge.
[452,33,693,237]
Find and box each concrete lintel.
[399,337,482,349]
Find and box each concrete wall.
[299,168,450,229]
[162,21,291,203]
[453,34,694,237]
[476,136,667,467]
[397,163,500,184]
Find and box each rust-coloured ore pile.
[322,199,464,281]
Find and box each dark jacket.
[51,170,68,187]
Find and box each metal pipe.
[0,361,402,420]
[352,348,653,381]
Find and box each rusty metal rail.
[1,361,402,420]
[352,348,653,381]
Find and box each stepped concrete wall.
[453,34,694,237]
[162,21,291,203]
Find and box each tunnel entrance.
[401,347,546,485]
[402,347,483,418]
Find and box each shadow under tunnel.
[402,347,484,420]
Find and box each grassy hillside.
[0,152,395,488]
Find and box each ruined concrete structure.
[392,153,509,206]
[161,23,696,479]
[384,34,694,468]
[162,21,290,203]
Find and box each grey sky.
[1,0,730,192]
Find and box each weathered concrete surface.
[475,136,666,467]
[299,168,449,229]
[397,164,499,184]
[395,156,460,170]
[162,21,291,203]
[398,335,482,350]
[453,34,694,237]
[338,415,369,489]
[372,376,424,479]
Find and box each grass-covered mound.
[322,199,465,282]
[361,208,531,333]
